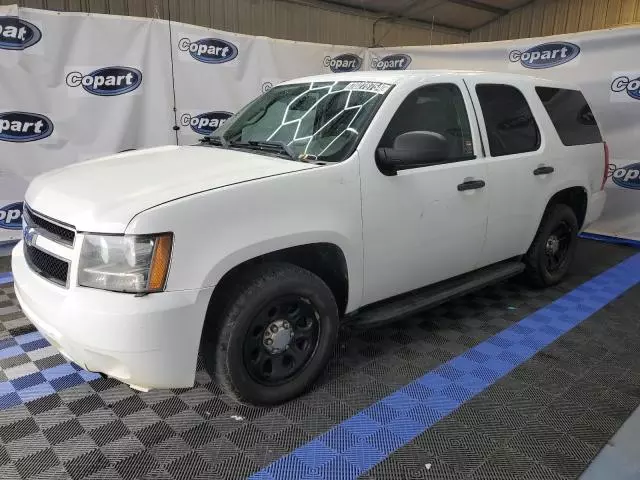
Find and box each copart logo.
[611,75,640,101]
[66,67,142,96]
[0,17,41,50]
[180,111,233,135]
[178,37,238,64]
[323,54,362,73]
[370,54,411,71]
[0,112,53,142]
[509,41,579,69]
[0,202,23,230]
[610,163,640,190]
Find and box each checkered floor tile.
[0,240,639,479]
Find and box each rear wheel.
[204,263,338,405]
[525,204,579,287]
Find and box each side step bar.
[345,261,525,329]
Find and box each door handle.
[457,179,486,191]
[533,165,555,175]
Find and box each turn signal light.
[148,234,173,291]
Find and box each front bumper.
[12,242,214,389]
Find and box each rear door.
[463,79,558,267]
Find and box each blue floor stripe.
[580,232,640,249]
[251,253,640,480]
[0,272,13,285]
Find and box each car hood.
[26,145,316,233]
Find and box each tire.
[525,203,579,288]
[204,262,339,405]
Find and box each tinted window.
[379,83,474,161]
[536,87,602,146]
[476,84,540,157]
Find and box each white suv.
[12,70,608,404]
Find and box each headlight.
[78,233,173,293]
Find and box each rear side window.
[536,87,602,146]
[476,84,541,157]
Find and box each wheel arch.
[527,185,587,256]
[544,186,588,230]
[203,240,352,329]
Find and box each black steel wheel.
[243,295,320,386]
[203,262,339,405]
[543,220,574,273]
[525,203,579,287]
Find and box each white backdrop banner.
[172,25,270,146]
[1,5,639,243]
[171,22,367,145]
[370,27,640,242]
[0,6,175,241]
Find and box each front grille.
[24,243,69,287]
[24,205,75,246]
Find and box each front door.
[358,78,490,306]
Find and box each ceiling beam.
[289,0,470,32]
[471,0,536,31]
[447,0,508,16]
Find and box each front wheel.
[204,263,339,405]
[525,204,579,287]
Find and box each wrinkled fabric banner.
[0,6,367,242]
[370,27,640,241]
[0,6,175,241]
[1,4,638,242]
[171,20,367,145]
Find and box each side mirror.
[375,131,449,176]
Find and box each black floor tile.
[0,240,638,480]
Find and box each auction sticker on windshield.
[344,81,391,94]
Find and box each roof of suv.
[281,69,581,91]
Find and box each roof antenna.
[430,15,434,45]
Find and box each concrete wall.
[471,0,640,42]
[0,0,469,46]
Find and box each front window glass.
[212,81,391,162]
[378,83,474,161]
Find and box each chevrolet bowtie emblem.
[24,227,37,247]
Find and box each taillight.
[602,141,609,190]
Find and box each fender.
[202,231,362,313]
[535,182,589,235]
[124,157,365,312]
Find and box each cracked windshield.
[210,80,391,162]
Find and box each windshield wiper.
[230,140,297,160]
[200,135,228,147]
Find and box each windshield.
[211,80,391,162]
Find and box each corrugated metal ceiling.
[312,0,534,31]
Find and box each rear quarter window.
[535,87,602,146]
